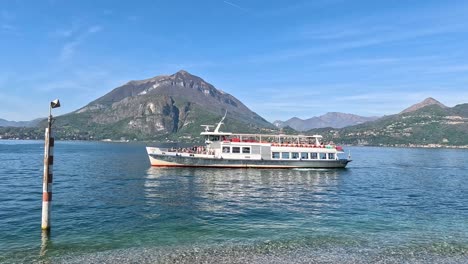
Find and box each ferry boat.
[146,115,351,169]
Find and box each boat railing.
[163,146,215,155]
[269,143,343,150]
[222,138,344,151]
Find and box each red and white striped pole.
[42,99,60,230]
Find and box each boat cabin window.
[328,153,335,160]
[301,152,308,159]
[281,152,290,159]
[272,152,280,159]
[209,135,220,141]
[222,146,230,153]
[292,152,299,159]
[311,153,318,159]
[320,153,327,159]
[242,147,250,154]
[232,147,241,153]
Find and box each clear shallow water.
[0,140,467,263]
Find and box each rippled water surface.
[0,140,467,263]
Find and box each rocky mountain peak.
[171,70,203,82]
[73,70,273,137]
[400,97,447,114]
[125,70,196,86]
[175,69,190,75]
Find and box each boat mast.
[214,110,227,133]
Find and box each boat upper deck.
[201,131,343,149]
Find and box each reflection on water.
[144,168,343,241]
[145,168,340,204]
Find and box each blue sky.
[1,0,468,122]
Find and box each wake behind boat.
[146,115,351,169]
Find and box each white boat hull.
[147,148,350,169]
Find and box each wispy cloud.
[53,24,80,38]
[53,21,102,38]
[28,66,112,93]
[1,23,15,31]
[0,65,128,120]
[242,4,468,65]
[424,64,468,74]
[321,55,441,68]
[255,1,339,18]
[0,9,18,34]
[60,41,80,61]
[322,58,401,67]
[55,28,74,37]
[334,91,468,112]
[299,25,392,41]
[59,25,103,61]
[246,23,468,64]
[223,1,248,12]
[87,25,102,34]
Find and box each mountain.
[0,118,44,127]
[400,97,447,114]
[47,70,274,141]
[274,112,379,131]
[314,99,468,147]
[1,83,466,147]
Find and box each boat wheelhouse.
[146,116,351,168]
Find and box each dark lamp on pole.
[49,99,61,118]
[51,99,61,109]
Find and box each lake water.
[0,140,467,263]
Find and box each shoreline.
[2,138,468,149]
[351,144,468,149]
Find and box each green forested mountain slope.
[311,103,468,146]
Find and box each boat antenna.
[200,125,214,132]
[214,110,227,133]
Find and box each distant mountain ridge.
[311,98,468,146]
[1,79,466,147]
[274,112,379,131]
[0,118,44,128]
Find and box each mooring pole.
[41,99,60,230]
[41,117,53,230]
